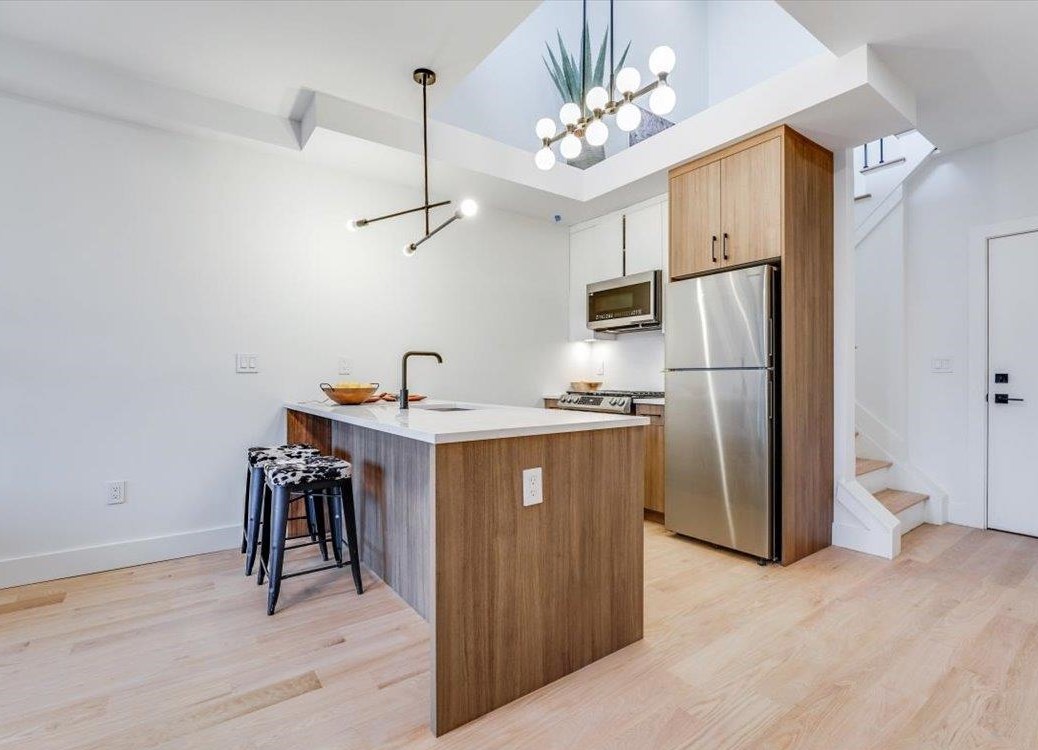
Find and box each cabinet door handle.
[723,232,729,261]
[711,235,718,263]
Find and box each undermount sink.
[412,404,476,412]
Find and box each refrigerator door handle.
[767,374,775,420]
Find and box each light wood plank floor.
[3,522,1038,749]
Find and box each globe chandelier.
[534,0,676,171]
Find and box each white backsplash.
[561,331,665,394]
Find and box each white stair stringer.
[834,479,901,560]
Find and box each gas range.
[555,390,664,414]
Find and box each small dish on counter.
[569,380,603,393]
[320,381,380,405]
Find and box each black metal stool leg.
[327,488,344,567]
[305,493,319,542]
[341,479,363,595]
[241,466,251,553]
[245,466,265,576]
[267,486,290,615]
[257,483,272,586]
[312,491,329,561]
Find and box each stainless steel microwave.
[587,270,663,333]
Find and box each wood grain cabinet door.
[720,137,783,266]
[669,161,721,279]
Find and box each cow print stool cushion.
[247,444,320,467]
[265,456,352,487]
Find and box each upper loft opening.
[434,0,828,168]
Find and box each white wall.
[855,202,906,442]
[0,94,569,587]
[900,125,1038,525]
[561,334,664,393]
[705,0,827,106]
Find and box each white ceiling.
[779,0,1038,151]
[0,0,538,119]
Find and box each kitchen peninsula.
[284,399,648,735]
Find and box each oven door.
[587,270,660,331]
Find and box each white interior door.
[988,231,1038,535]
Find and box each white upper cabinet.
[624,201,667,276]
[569,215,622,341]
[567,196,667,341]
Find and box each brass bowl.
[320,382,380,405]
[570,380,603,393]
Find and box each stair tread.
[856,457,893,476]
[875,488,929,515]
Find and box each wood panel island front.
[284,399,648,735]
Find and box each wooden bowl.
[570,380,603,393]
[320,382,380,405]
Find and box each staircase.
[854,457,930,538]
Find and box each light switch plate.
[236,353,259,374]
[931,356,954,374]
[522,467,543,506]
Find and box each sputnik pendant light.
[533,0,676,170]
[347,68,478,256]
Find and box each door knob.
[994,393,1025,404]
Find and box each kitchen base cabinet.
[544,399,665,519]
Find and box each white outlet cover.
[338,358,352,375]
[106,480,126,505]
[931,356,954,374]
[522,467,543,506]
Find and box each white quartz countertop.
[286,399,649,444]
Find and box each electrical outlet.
[522,467,543,506]
[596,359,605,376]
[106,480,126,505]
[338,358,351,376]
[236,353,259,374]
[931,356,954,374]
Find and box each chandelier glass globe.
[585,86,609,111]
[534,146,556,171]
[616,101,642,132]
[559,102,581,126]
[649,83,676,116]
[585,118,609,147]
[648,45,676,75]
[615,67,641,95]
[535,117,557,140]
[560,133,582,160]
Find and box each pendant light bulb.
[560,133,582,160]
[616,101,642,132]
[403,243,417,257]
[534,146,556,171]
[458,198,479,218]
[615,67,641,95]
[585,118,609,147]
[535,117,557,140]
[649,83,676,116]
[559,102,581,126]
[346,219,360,232]
[585,86,609,111]
[648,45,676,75]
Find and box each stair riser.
[859,468,891,494]
[897,500,927,535]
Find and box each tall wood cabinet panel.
[720,136,783,266]
[670,160,721,278]
[667,125,834,565]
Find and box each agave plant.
[543,25,631,109]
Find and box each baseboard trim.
[0,525,240,590]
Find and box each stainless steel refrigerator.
[664,265,778,561]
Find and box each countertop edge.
[285,401,650,444]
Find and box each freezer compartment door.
[664,369,773,558]
[665,265,773,369]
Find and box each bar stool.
[258,456,363,615]
[242,444,322,577]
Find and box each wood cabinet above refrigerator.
[669,128,798,279]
